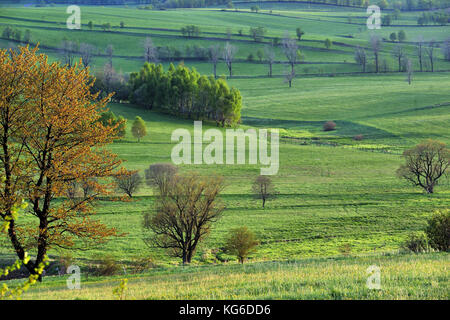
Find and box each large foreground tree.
[143,173,224,264]
[0,46,125,279]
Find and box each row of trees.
[1,27,32,43]
[354,35,449,74]
[129,63,242,126]
[417,10,450,26]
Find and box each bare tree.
[252,175,278,208]
[223,42,237,77]
[442,38,450,61]
[416,36,425,72]
[284,68,295,88]
[115,172,142,198]
[59,39,76,67]
[79,43,96,68]
[208,44,221,78]
[425,40,436,72]
[143,37,158,63]
[392,44,406,72]
[105,44,114,68]
[354,45,367,72]
[282,32,299,73]
[370,34,382,73]
[397,140,449,194]
[264,45,276,77]
[144,163,178,196]
[143,173,224,264]
[405,58,413,85]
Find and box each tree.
[405,58,413,84]
[296,27,305,41]
[264,45,276,77]
[282,32,299,74]
[370,35,382,73]
[441,38,450,61]
[0,46,124,279]
[390,32,397,42]
[397,140,449,194]
[425,210,450,251]
[120,21,125,28]
[105,44,114,68]
[88,21,93,30]
[131,116,147,142]
[425,40,436,72]
[223,42,237,77]
[252,175,278,208]
[79,42,96,68]
[144,163,178,196]
[249,26,266,42]
[354,45,367,72]
[23,29,31,43]
[208,44,221,78]
[59,39,76,67]
[143,37,158,63]
[143,173,224,264]
[398,30,406,42]
[324,38,332,49]
[256,48,264,62]
[115,172,142,198]
[392,44,406,72]
[225,226,259,264]
[416,36,425,72]
[377,0,388,9]
[285,68,295,88]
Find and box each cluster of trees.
[181,25,201,38]
[129,63,242,126]
[1,27,31,43]
[389,30,406,42]
[417,11,450,26]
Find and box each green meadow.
[0,2,449,299]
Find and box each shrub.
[353,134,364,141]
[403,232,429,253]
[425,210,450,251]
[323,121,336,131]
[129,256,157,273]
[95,256,121,276]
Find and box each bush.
[353,134,364,141]
[323,121,336,131]
[425,210,450,251]
[403,232,429,253]
[129,256,157,273]
[95,256,121,276]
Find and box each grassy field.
[0,3,449,300]
[18,252,450,300]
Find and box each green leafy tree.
[132,116,147,142]
[296,27,305,41]
[225,226,259,264]
[398,30,406,42]
[324,38,332,49]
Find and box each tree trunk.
[262,198,266,208]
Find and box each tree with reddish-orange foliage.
[0,46,127,279]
